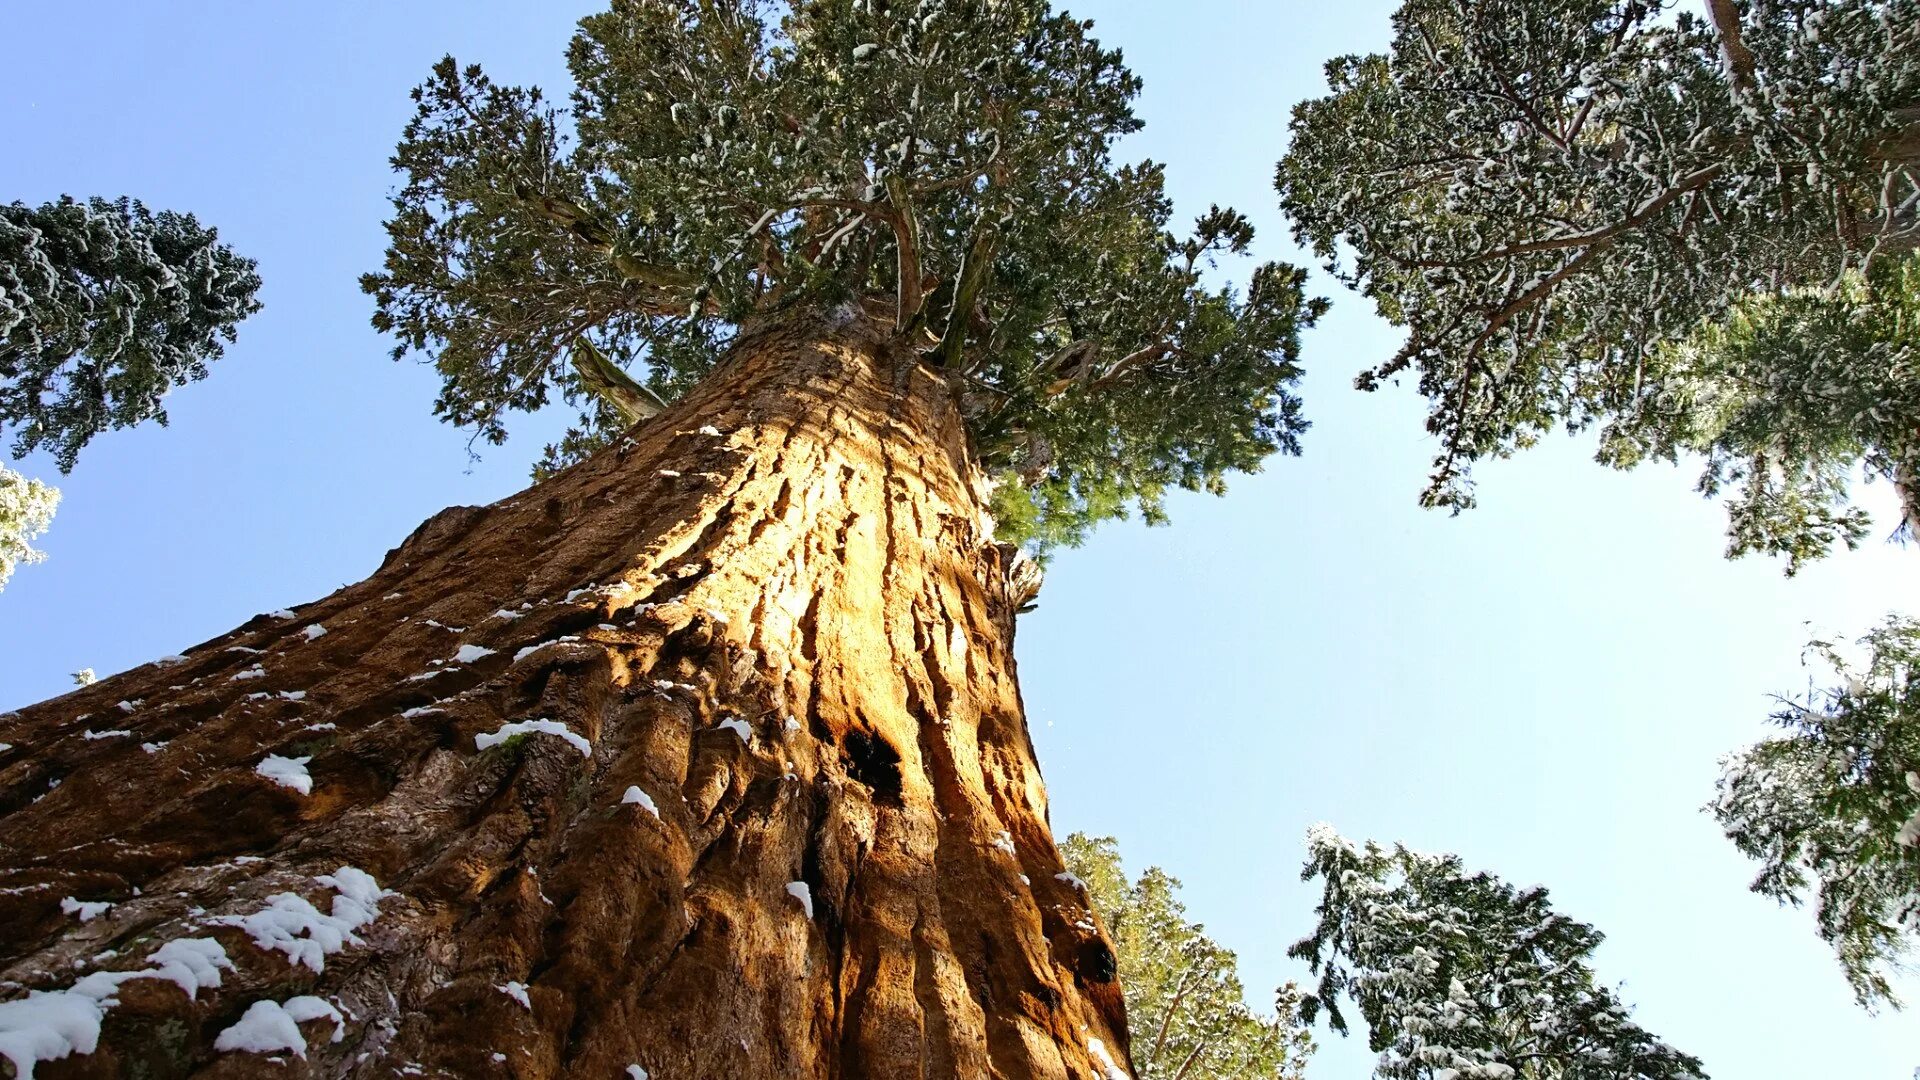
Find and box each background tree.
[0,194,260,593]
[1292,825,1706,1080]
[1712,615,1920,1008]
[1277,0,1919,569]
[1060,833,1314,1080]
[0,3,1317,1077]
[0,464,56,593]
[2,195,262,472]
[364,0,1320,548]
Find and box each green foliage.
[1605,253,1920,570]
[1291,826,1705,1080]
[1278,0,1919,567]
[0,196,262,472]
[0,463,58,592]
[366,0,1320,548]
[1712,616,1920,1008]
[1059,833,1313,1080]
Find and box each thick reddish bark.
[0,313,1129,1079]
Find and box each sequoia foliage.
[365,0,1322,547]
[1279,0,1919,567]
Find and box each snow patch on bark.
[213,996,343,1058]
[0,938,233,1077]
[476,719,592,758]
[786,882,814,919]
[255,755,313,795]
[621,786,659,817]
[210,867,394,974]
[59,898,112,922]
[1088,1037,1130,1079]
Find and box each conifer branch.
[568,335,666,426]
[884,174,926,333]
[934,218,998,368]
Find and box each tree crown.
[366,0,1321,547]
[1278,0,1918,566]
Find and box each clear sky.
[2,2,1914,1075]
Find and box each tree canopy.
[0,195,262,472]
[1291,826,1704,1080]
[365,0,1322,547]
[1278,0,1919,568]
[1712,615,1920,1008]
[1059,833,1313,1080]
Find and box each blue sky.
[2,1,1915,1075]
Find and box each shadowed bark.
[0,308,1128,1079]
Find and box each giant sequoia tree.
[0,2,1316,1077]
[1279,0,1919,568]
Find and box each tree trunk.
[0,312,1130,1080]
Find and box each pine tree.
[1059,834,1314,1080]
[0,3,1317,1077]
[0,464,57,593]
[1,195,262,472]
[1712,616,1920,1008]
[1291,826,1705,1080]
[1277,0,1920,568]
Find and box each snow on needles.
[209,867,394,975]
[476,719,592,758]
[255,755,313,796]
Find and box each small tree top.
[366,0,1322,547]
[1,196,262,472]
[1292,825,1706,1080]
[1278,0,1918,564]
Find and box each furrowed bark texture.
[0,314,1129,1079]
